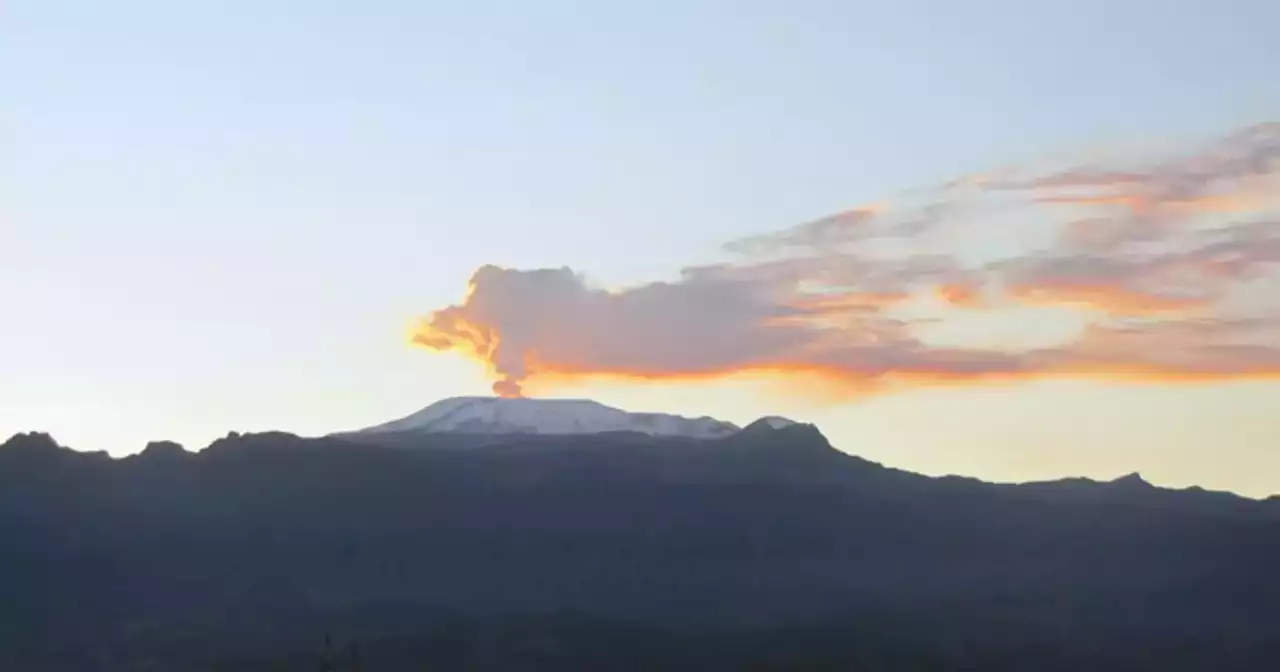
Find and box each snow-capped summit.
[757,416,798,430]
[354,396,750,439]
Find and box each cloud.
[413,123,1280,398]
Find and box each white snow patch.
[758,416,799,430]
[355,396,741,439]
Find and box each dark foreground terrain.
[2,424,1277,670]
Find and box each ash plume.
[414,123,1280,398]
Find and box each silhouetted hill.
[1,426,1277,670]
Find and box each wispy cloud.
[413,123,1280,398]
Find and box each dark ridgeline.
[1,425,1277,671]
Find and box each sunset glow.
[414,124,1280,399]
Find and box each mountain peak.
[750,416,799,430]
[740,416,803,433]
[1110,472,1154,489]
[733,416,831,448]
[139,440,190,460]
[1,432,61,453]
[351,396,741,439]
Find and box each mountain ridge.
[2,422,1278,669]
[2,425,1275,502]
[347,395,752,439]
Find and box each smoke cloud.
[414,123,1280,398]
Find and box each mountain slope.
[350,396,744,438]
[1,426,1278,670]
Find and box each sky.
[4,1,1279,497]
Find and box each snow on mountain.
[353,396,759,439]
[757,416,798,429]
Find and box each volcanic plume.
[414,123,1280,398]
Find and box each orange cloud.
[412,122,1280,398]
[1035,191,1266,213]
[936,283,985,308]
[1005,284,1209,315]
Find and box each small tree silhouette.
[348,640,362,672]
[318,633,334,672]
[315,632,367,671]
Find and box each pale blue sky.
[4,1,1278,495]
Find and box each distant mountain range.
[2,397,1278,670]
